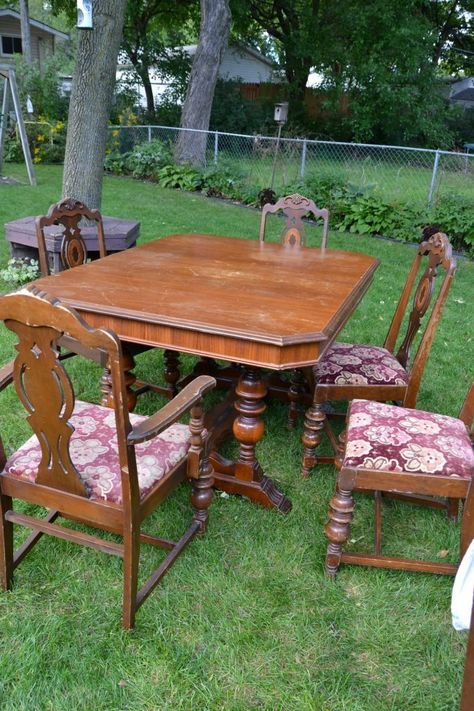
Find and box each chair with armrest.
[325,380,474,577]
[0,285,216,629]
[301,232,457,477]
[259,192,329,248]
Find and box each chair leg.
[374,491,382,555]
[0,492,13,591]
[191,454,214,534]
[122,528,140,630]
[324,480,355,578]
[301,401,326,477]
[287,368,305,430]
[334,429,346,470]
[447,497,459,522]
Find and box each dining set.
[0,192,473,700]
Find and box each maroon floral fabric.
[314,342,409,386]
[343,399,474,478]
[3,401,193,504]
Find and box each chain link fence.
[108,125,474,207]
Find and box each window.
[1,35,22,55]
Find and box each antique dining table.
[32,233,379,513]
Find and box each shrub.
[335,194,422,241]
[0,258,40,287]
[433,194,474,254]
[156,164,203,190]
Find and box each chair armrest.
[127,375,216,445]
[0,359,15,391]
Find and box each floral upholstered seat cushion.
[343,399,474,478]
[2,401,193,505]
[314,342,409,386]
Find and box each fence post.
[214,131,219,165]
[428,150,440,206]
[148,125,152,143]
[300,139,307,179]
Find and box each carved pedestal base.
[206,367,292,513]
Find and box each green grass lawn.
[0,165,473,710]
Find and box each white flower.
[331,354,362,366]
[158,424,190,443]
[334,371,368,386]
[349,412,373,428]
[70,438,109,464]
[70,415,97,435]
[345,439,372,458]
[365,425,412,446]
[400,443,446,473]
[362,456,403,472]
[399,416,440,435]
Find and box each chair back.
[0,285,133,499]
[383,232,456,407]
[259,193,329,248]
[35,198,107,276]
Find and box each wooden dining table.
[32,233,379,513]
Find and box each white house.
[0,7,68,69]
[117,42,278,109]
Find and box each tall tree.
[19,0,32,65]
[121,0,195,117]
[62,0,128,208]
[175,0,231,165]
[231,0,333,117]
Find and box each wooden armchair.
[324,381,474,577]
[0,285,216,629]
[259,193,329,248]
[301,232,456,477]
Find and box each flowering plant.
[0,258,40,286]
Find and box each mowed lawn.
[0,165,473,710]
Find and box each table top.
[32,233,379,369]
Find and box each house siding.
[0,15,56,65]
[219,46,275,83]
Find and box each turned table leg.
[164,349,180,398]
[209,367,292,512]
[100,346,137,411]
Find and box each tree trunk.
[62,0,127,210]
[19,0,32,65]
[134,65,155,117]
[175,0,231,166]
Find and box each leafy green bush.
[0,258,40,287]
[433,194,474,253]
[102,147,473,254]
[125,140,173,178]
[335,194,422,241]
[156,164,203,190]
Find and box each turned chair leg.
[334,429,347,470]
[191,454,214,534]
[122,528,140,630]
[324,481,355,578]
[0,493,13,591]
[301,401,326,478]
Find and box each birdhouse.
[77,0,93,29]
[274,102,289,124]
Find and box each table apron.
[81,311,325,370]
